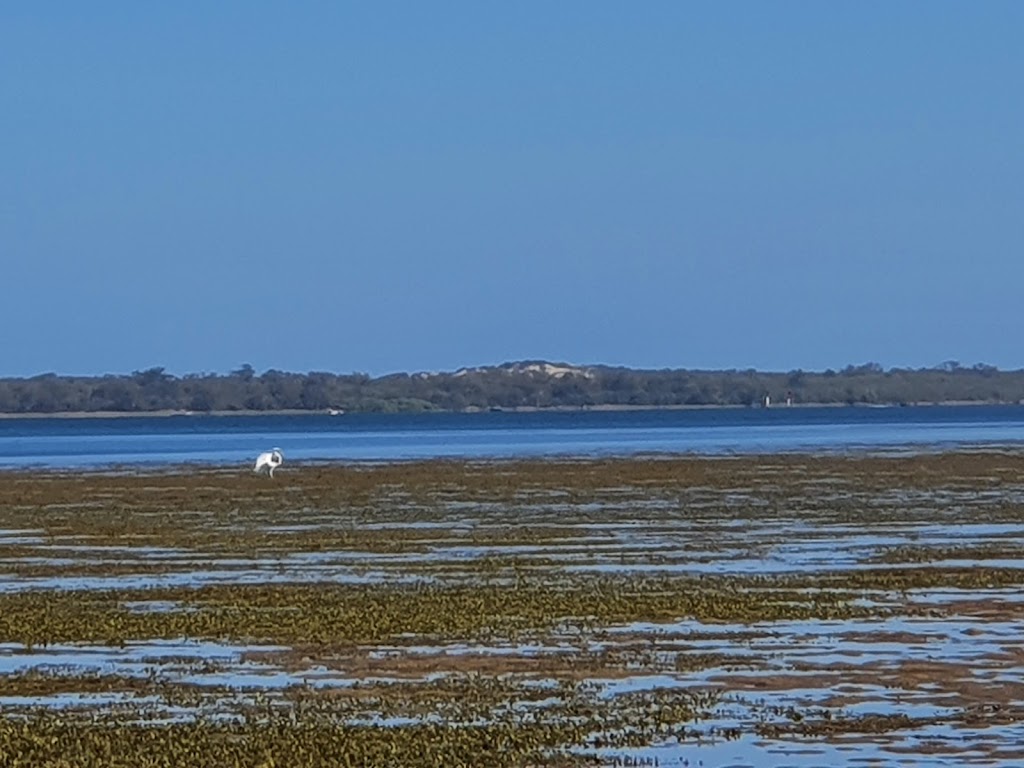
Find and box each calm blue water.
[2,406,1024,469]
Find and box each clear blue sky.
[3,3,1022,377]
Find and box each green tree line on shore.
[0,360,1019,414]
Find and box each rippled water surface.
[4,404,1024,467]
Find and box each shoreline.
[3,445,1024,474]
[0,400,1014,420]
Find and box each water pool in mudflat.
[1,452,1023,766]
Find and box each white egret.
[253,448,284,478]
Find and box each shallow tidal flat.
[2,454,1024,766]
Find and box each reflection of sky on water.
[587,730,1009,768]
[0,638,287,677]
[0,568,415,594]
[2,608,1023,763]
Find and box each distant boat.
[328,408,345,416]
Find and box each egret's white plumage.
[254,448,283,478]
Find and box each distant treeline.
[0,360,1021,414]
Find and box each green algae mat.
[2,453,1024,765]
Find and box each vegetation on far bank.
[1,359,1021,414]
